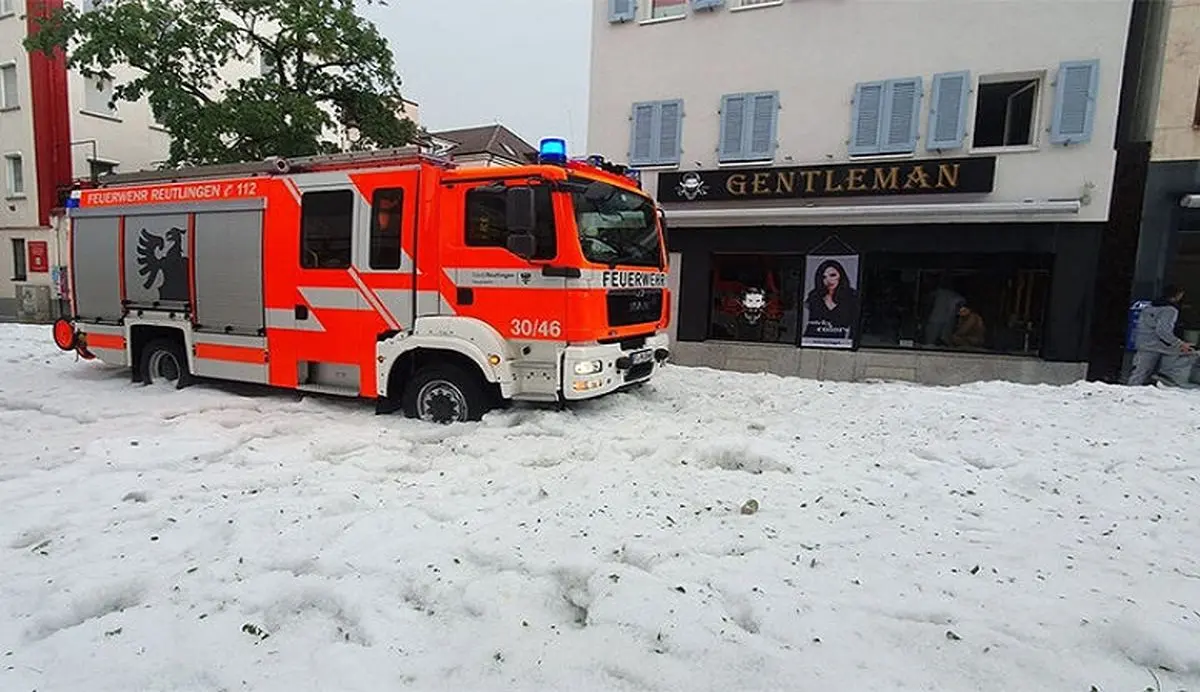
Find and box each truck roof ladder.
[92,145,449,187]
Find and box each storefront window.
[859,253,1053,355]
[1166,223,1200,342]
[708,254,804,344]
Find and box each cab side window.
[464,185,556,260]
[370,187,405,270]
[300,190,353,269]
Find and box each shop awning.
[663,200,1082,227]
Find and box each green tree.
[26,0,417,166]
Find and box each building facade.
[1,0,172,321]
[589,0,1135,385]
[1129,0,1200,349]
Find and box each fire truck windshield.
[570,180,663,269]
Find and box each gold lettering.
[727,174,748,196]
[846,168,868,192]
[823,169,844,193]
[936,163,961,189]
[775,171,796,195]
[873,167,900,191]
[751,172,770,195]
[801,170,820,193]
[904,165,933,190]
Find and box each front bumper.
[561,332,670,401]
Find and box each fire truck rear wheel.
[140,338,193,390]
[401,364,491,424]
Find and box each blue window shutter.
[719,94,747,162]
[609,0,636,23]
[1050,59,1099,145]
[849,82,884,156]
[629,103,656,165]
[692,0,724,9]
[657,99,683,165]
[745,91,779,160]
[879,77,921,154]
[927,71,970,151]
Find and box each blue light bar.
[538,137,568,165]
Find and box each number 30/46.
[511,318,562,338]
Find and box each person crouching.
[1128,285,1197,387]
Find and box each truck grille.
[606,289,663,328]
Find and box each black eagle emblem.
[135,227,189,302]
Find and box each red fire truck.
[51,139,671,423]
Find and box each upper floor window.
[464,185,557,260]
[1048,60,1100,146]
[0,0,15,17]
[83,77,118,118]
[0,63,18,110]
[719,91,779,163]
[629,99,683,167]
[650,0,686,19]
[4,154,23,197]
[608,0,636,22]
[973,75,1040,149]
[849,78,922,157]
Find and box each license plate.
[631,349,653,365]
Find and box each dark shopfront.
[658,158,1104,385]
[1131,160,1200,349]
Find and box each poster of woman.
[801,254,861,349]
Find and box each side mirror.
[506,186,536,234]
[506,233,537,260]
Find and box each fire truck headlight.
[574,360,603,376]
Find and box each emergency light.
[538,137,568,165]
[65,190,81,209]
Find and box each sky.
[363,0,594,155]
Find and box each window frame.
[11,238,27,282]
[82,75,119,119]
[368,187,406,271]
[848,78,923,158]
[463,183,558,261]
[718,91,780,164]
[299,189,355,270]
[4,153,24,198]
[0,0,16,17]
[0,62,18,110]
[856,252,1054,356]
[969,70,1046,153]
[629,99,684,168]
[647,0,688,20]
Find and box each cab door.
[441,180,568,399]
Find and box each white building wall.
[0,7,38,231]
[588,0,1132,223]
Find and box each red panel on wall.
[28,241,49,273]
[26,0,72,228]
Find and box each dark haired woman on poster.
[803,259,859,342]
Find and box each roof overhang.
[662,199,1082,227]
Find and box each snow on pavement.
[1,323,1200,692]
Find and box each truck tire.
[401,364,491,424]
[139,338,193,390]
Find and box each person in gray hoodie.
[1128,285,1197,387]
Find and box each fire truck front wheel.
[401,365,492,424]
[139,338,193,390]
